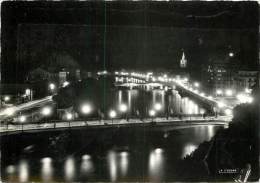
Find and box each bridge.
[0,116,230,135]
[0,70,241,135]
[114,71,234,114]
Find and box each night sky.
[1,1,259,83]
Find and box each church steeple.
[180,51,187,68]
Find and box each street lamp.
[224,108,232,116]
[49,83,55,90]
[19,115,26,123]
[229,52,234,57]
[194,82,199,88]
[199,109,205,119]
[149,109,156,122]
[81,104,91,114]
[216,89,223,95]
[81,104,92,125]
[41,106,52,125]
[217,102,225,108]
[109,110,117,125]
[119,104,128,121]
[19,115,26,131]
[225,89,233,97]
[119,104,127,113]
[66,113,73,120]
[41,107,52,116]
[4,96,10,102]
[66,113,73,128]
[154,103,162,111]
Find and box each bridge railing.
[0,115,231,134]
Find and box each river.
[1,124,223,182]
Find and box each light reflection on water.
[6,165,15,174]
[64,157,76,181]
[107,151,130,182]
[80,154,94,176]
[41,157,53,182]
[107,151,118,182]
[119,152,129,177]
[149,148,164,182]
[5,164,16,181]
[207,125,214,139]
[18,160,29,182]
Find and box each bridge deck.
[0,116,231,135]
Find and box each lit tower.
[180,51,187,68]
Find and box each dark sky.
[1,1,259,83]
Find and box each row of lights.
[168,78,235,116]
[49,81,70,91]
[2,81,71,103]
[148,103,162,117]
[2,88,32,103]
[8,102,233,124]
[14,102,164,124]
[216,89,233,97]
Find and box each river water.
[1,124,223,182]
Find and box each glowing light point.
[109,110,117,118]
[194,82,199,87]
[119,104,127,112]
[154,103,162,111]
[81,104,91,114]
[155,148,163,154]
[149,110,156,117]
[217,102,225,108]
[225,108,233,116]
[216,89,223,95]
[42,107,51,116]
[19,115,26,123]
[66,113,73,120]
[225,89,233,96]
[229,52,234,57]
[49,83,55,90]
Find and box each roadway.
[0,95,54,120]
[0,116,231,135]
